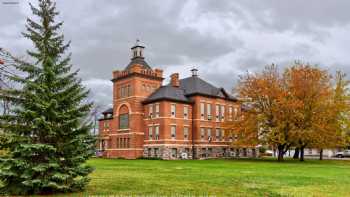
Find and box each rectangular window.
[155,103,160,118]
[171,126,176,139]
[104,121,109,129]
[184,127,189,140]
[215,105,220,122]
[216,128,220,141]
[207,103,212,120]
[234,107,238,120]
[119,114,129,129]
[154,148,159,157]
[200,128,205,140]
[149,104,153,118]
[221,105,225,121]
[121,138,125,148]
[208,148,213,154]
[171,148,177,158]
[148,127,153,140]
[207,128,211,141]
[229,106,233,121]
[121,87,125,98]
[127,85,131,97]
[221,129,225,141]
[171,104,176,117]
[200,103,205,120]
[148,148,152,157]
[155,126,159,140]
[184,105,189,119]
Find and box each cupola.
[131,39,145,59]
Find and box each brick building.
[98,41,258,159]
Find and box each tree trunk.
[300,147,305,162]
[293,148,300,159]
[277,145,285,161]
[319,149,323,160]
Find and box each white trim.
[115,96,147,101]
[144,117,192,120]
[144,139,191,142]
[144,144,192,147]
[147,123,160,126]
[117,129,130,132]
[105,148,144,151]
[109,132,144,136]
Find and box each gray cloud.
[1,0,350,109]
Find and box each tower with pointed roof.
[99,40,163,159]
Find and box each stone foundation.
[144,146,258,160]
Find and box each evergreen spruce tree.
[0,0,95,195]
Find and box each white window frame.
[149,104,153,118]
[221,105,225,122]
[184,105,189,119]
[171,104,176,117]
[207,128,211,139]
[148,127,153,140]
[229,106,233,121]
[234,107,238,120]
[184,127,189,140]
[171,125,176,139]
[200,103,205,120]
[155,126,159,140]
[215,105,220,122]
[200,128,205,141]
[155,103,160,118]
[207,103,212,120]
[216,128,220,141]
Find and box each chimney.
[170,73,180,87]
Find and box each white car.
[335,150,350,158]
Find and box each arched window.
[119,105,129,129]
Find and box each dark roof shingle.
[143,76,237,104]
[102,108,113,114]
[143,86,192,104]
[124,57,151,70]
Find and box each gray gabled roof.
[124,57,151,70]
[143,75,237,104]
[179,76,224,98]
[179,76,237,101]
[143,86,192,104]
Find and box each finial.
[135,39,140,46]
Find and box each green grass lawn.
[49,158,350,197]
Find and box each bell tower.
[106,40,163,159]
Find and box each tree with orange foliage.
[226,63,348,161]
[225,65,297,161]
[284,65,347,161]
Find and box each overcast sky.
[1,0,350,109]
